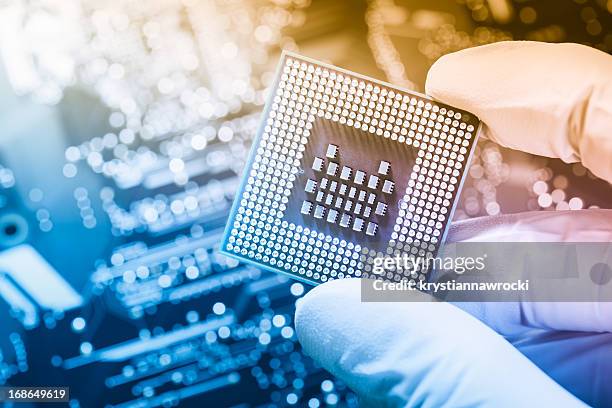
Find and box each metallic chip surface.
[222,52,481,285]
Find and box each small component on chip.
[325,194,334,206]
[357,190,366,202]
[354,203,362,215]
[329,181,338,193]
[339,184,347,195]
[314,205,325,219]
[334,197,343,208]
[344,200,353,212]
[363,206,372,218]
[348,187,357,199]
[382,180,394,194]
[367,193,376,205]
[354,170,366,185]
[375,202,387,216]
[353,218,364,232]
[312,157,324,172]
[378,161,390,176]
[305,179,317,194]
[326,144,338,159]
[320,178,329,190]
[301,201,313,215]
[340,166,352,180]
[327,209,338,224]
[339,213,351,228]
[327,162,338,176]
[366,222,378,236]
[316,191,324,202]
[368,175,379,189]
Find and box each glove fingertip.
[294,278,362,364]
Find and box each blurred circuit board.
[0,0,610,407]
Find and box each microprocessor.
[221,52,480,285]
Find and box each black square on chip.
[284,118,416,251]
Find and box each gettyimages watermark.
[370,253,529,294]
[372,254,487,275]
[370,277,530,293]
[360,242,612,302]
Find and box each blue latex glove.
[295,42,612,407]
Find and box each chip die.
[222,52,480,285]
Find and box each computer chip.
[221,52,480,285]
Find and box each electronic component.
[340,166,352,180]
[330,180,338,192]
[320,178,329,190]
[354,203,363,215]
[327,162,339,176]
[339,214,351,228]
[222,52,480,285]
[326,144,338,158]
[366,222,378,236]
[301,201,313,215]
[354,170,366,185]
[327,209,339,223]
[353,218,364,232]
[378,160,390,175]
[382,180,395,194]
[368,175,379,189]
[305,179,317,194]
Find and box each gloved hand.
[294,41,612,407]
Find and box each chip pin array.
[223,53,480,285]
